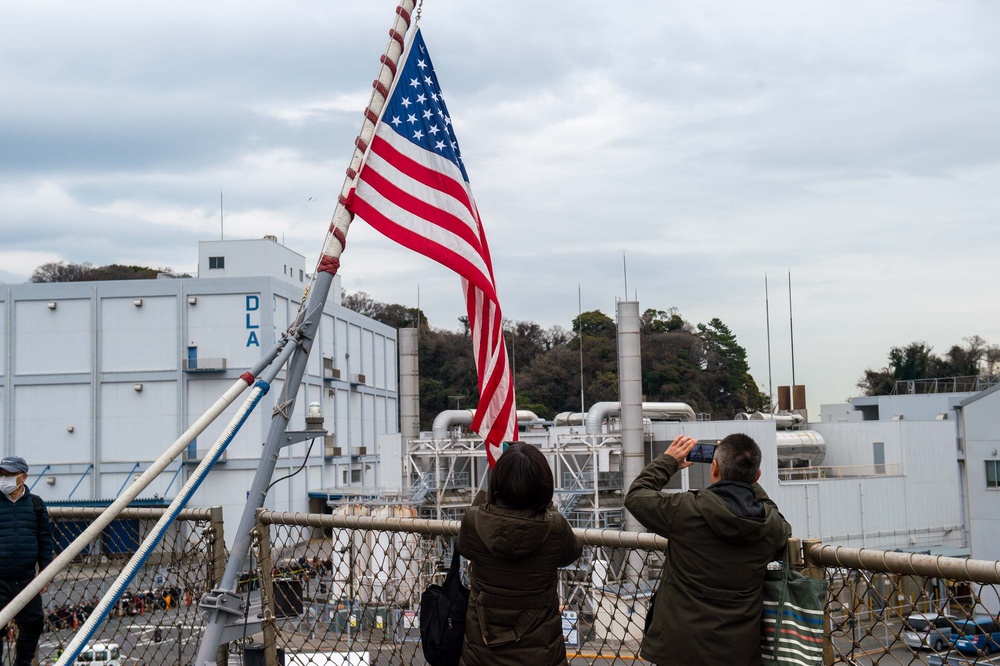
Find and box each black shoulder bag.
[420,543,469,666]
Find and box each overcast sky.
[2,0,999,416]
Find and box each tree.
[696,318,766,416]
[571,310,616,339]
[640,308,687,334]
[29,261,185,283]
[340,292,765,422]
[857,336,999,396]
[886,342,939,381]
[30,261,93,283]
[341,291,426,330]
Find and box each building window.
[209,256,225,269]
[351,469,361,483]
[342,470,348,485]
[987,460,1000,489]
[299,269,304,282]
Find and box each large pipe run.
[432,410,475,439]
[584,402,697,435]
[431,409,541,441]
[399,328,420,443]
[617,301,644,535]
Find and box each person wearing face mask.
[0,456,54,666]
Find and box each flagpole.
[193,3,417,663]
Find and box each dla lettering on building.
[1,237,401,548]
[246,295,260,347]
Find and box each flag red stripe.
[347,194,498,302]
[369,133,476,216]
[358,156,484,256]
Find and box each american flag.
[346,28,516,466]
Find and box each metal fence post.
[255,509,280,666]
[209,505,228,666]
[802,538,833,666]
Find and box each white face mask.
[0,477,19,495]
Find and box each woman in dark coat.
[457,443,582,666]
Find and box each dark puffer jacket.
[457,491,582,666]
[624,454,791,666]
[0,491,54,581]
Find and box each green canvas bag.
[761,551,828,666]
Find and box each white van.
[77,642,123,666]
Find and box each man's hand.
[664,434,697,470]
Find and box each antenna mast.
[788,270,796,392]
[766,273,773,413]
[623,251,628,299]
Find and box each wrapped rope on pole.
[314,0,416,281]
[0,337,290,631]
[54,336,298,666]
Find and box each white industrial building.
[0,237,401,544]
[955,385,1000,562]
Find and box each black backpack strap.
[31,494,43,521]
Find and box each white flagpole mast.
[193,3,417,663]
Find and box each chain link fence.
[250,512,1000,666]
[807,543,1000,666]
[17,506,225,666]
[250,510,705,665]
[25,505,1000,665]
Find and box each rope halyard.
[292,0,415,324]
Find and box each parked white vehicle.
[76,642,123,666]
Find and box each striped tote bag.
[761,554,828,666]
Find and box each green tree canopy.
[30,261,187,282]
[857,336,1000,396]
[342,292,767,427]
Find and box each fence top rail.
[806,543,1000,584]
[257,511,670,550]
[49,506,217,521]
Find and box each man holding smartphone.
[624,434,791,666]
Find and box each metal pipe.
[805,542,1000,584]
[617,301,644,535]
[116,463,141,497]
[584,401,696,435]
[257,511,671,551]
[431,409,474,439]
[28,465,51,492]
[399,328,420,444]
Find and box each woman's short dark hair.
[488,442,554,514]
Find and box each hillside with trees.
[30,261,188,282]
[857,336,1000,396]
[343,292,768,430]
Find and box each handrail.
[257,511,670,550]
[49,506,215,521]
[804,543,1000,584]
